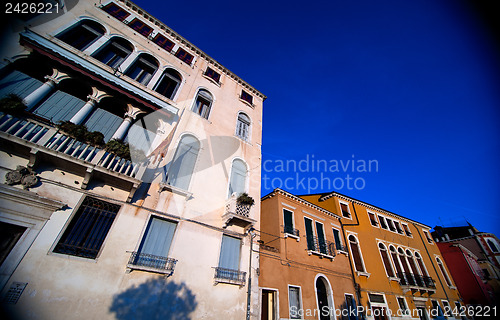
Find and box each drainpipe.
[246,228,256,320]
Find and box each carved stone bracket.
[5,166,39,190]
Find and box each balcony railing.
[0,114,145,201]
[306,236,336,257]
[397,272,436,289]
[284,225,300,237]
[213,267,246,285]
[222,196,256,230]
[127,251,177,276]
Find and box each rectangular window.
[283,209,296,236]
[219,235,241,271]
[395,221,403,234]
[304,217,315,251]
[431,300,444,318]
[175,48,194,64]
[315,222,327,255]
[204,67,221,83]
[423,230,433,243]
[344,294,358,320]
[332,228,343,251]
[153,34,174,52]
[441,300,451,318]
[368,212,378,227]
[102,3,130,21]
[397,297,409,316]
[403,224,412,237]
[241,90,253,104]
[128,18,153,37]
[387,219,396,232]
[53,197,120,259]
[130,217,177,272]
[378,215,388,229]
[340,202,351,218]
[288,286,301,320]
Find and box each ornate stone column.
[111,104,145,141]
[23,68,71,109]
[70,87,111,124]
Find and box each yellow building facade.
[301,191,463,320]
[259,189,357,320]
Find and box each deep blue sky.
[133,0,500,235]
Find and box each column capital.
[45,68,71,85]
[124,104,146,120]
[88,87,112,103]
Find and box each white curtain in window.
[228,159,247,197]
[288,287,301,319]
[166,135,200,190]
[218,235,241,270]
[139,217,176,257]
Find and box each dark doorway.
[0,221,27,266]
[261,289,276,320]
[316,277,330,320]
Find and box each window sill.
[202,74,221,87]
[238,97,254,109]
[356,271,371,278]
[159,183,193,198]
[337,250,348,256]
[307,250,335,260]
[284,233,300,242]
[389,277,400,282]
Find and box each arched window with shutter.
[192,89,213,119]
[378,243,395,277]
[348,235,365,272]
[228,159,247,197]
[235,112,250,141]
[166,134,200,190]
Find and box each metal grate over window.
[54,197,120,259]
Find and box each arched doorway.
[315,276,332,320]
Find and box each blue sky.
[133,0,500,234]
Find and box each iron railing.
[306,236,336,257]
[0,114,143,178]
[284,225,300,237]
[397,272,435,288]
[335,243,348,252]
[128,252,177,275]
[214,267,246,285]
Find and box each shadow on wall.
[110,278,197,320]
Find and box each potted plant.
[0,94,27,116]
[105,139,131,160]
[236,193,255,207]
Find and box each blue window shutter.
[228,159,247,197]
[84,109,122,141]
[218,235,241,270]
[138,217,176,257]
[33,91,85,123]
[0,70,43,99]
[167,135,200,190]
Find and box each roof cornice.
[116,0,267,100]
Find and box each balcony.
[213,267,246,286]
[0,114,144,202]
[222,195,256,230]
[397,272,436,295]
[306,236,336,258]
[127,251,177,276]
[284,225,300,239]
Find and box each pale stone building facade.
[0,1,265,319]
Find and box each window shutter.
[167,135,200,190]
[284,210,293,229]
[218,235,241,270]
[332,229,342,249]
[228,159,247,197]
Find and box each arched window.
[228,159,247,197]
[154,69,182,100]
[436,257,453,287]
[415,252,429,277]
[398,248,413,285]
[390,246,403,277]
[92,37,133,70]
[406,250,423,286]
[192,89,213,119]
[235,112,250,141]
[378,243,395,277]
[56,20,105,51]
[487,239,499,253]
[348,235,365,272]
[125,54,159,85]
[166,135,200,190]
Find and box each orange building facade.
[259,189,357,320]
[300,191,464,320]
